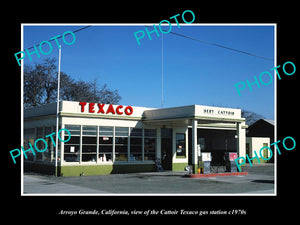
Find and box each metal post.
[192,119,198,173]
[161,33,164,108]
[55,46,61,177]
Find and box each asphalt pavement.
[23,164,275,195]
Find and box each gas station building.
[24,101,247,176]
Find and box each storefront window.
[44,126,52,162]
[144,129,156,161]
[35,127,44,161]
[82,126,97,162]
[99,126,113,162]
[64,125,80,162]
[23,128,35,161]
[61,125,158,164]
[176,133,186,158]
[115,127,129,161]
[129,128,142,161]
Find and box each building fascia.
[60,112,143,121]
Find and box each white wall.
[172,127,189,164]
[246,137,271,159]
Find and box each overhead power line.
[25,25,92,50]
[146,26,274,62]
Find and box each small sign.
[201,152,211,161]
[70,146,75,153]
[177,149,182,153]
[229,153,237,161]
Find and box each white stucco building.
[24,101,247,176]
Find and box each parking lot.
[23,164,274,195]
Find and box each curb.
[185,172,248,178]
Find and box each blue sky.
[23,24,275,119]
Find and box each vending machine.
[225,152,238,172]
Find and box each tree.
[24,58,122,108]
[241,109,265,125]
[99,83,122,104]
[59,72,76,101]
[42,58,57,104]
[24,64,46,107]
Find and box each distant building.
[247,119,274,142]
[246,119,274,163]
[246,137,270,163]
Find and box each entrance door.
[161,128,173,170]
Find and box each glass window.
[35,127,44,161]
[99,126,113,136]
[115,144,128,161]
[129,128,142,161]
[64,125,80,162]
[115,127,129,136]
[67,136,80,145]
[99,145,113,162]
[36,127,43,136]
[115,137,127,144]
[24,128,35,139]
[64,145,80,162]
[99,127,113,162]
[65,125,80,135]
[82,136,96,144]
[176,133,186,158]
[99,136,113,145]
[115,127,129,161]
[44,127,52,135]
[145,129,156,137]
[43,126,52,162]
[144,129,156,161]
[82,126,97,135]
[81,126,97,162]
[23,128,35,161]
[131,128,142,137]
[130,137,142,161]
